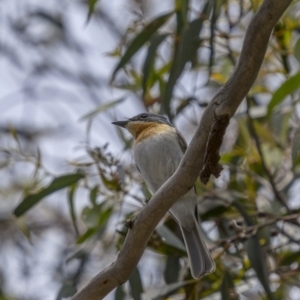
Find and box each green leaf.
[68,184,79,236]
[156,224,186,252]
[56,283,77,300]
[111,12,173,81]
[281,250,300,265]
[161,2,210,118]
[129,268,143,300]
[292,128,300,167]
[115,285,126,300]
[267,72,300,116]
[89,185,98,205]
[233,202,275,300]
[14,174,84,217]
[80,98,125,121]
[77,227,97,244]
[164,255,180,284]
[142,33,168,96]
[86,0,99,24]
[221,270,238,300]
[294,38,300,64]
[100,173,121,191]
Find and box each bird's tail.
[180,219,215,279]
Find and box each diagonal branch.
[71,0,293,299]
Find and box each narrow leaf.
[56,283,77,300]
[233,202,275,300]
[14,174,84,217]
[129,268,143,300]
[115,285,126,300]
[89,185,98,205]
[77,227,97,244]
[164,255,180,284]
[292,128,300,167]
[295,38,300,64]
[267,72,300,116]
[156,224,186,252]
[86,0,99,24]
[80,98,124,121]
[142,33,168,96]
[111,12,173,81]
[68,184,79,236]
[161,2,210,118]
[221,270,238,300]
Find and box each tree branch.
[71,0,293,299]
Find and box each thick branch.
[71,0,292,299]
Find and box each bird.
[112,112,215,278]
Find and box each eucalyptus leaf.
[161,1,210,118]
[142,33,168,96]
[233,202,275,300]
[294,38,300,64]
[80,98,125,121]
[14,174,84,217]
[86,0,99,23]
[129,268,143,300]
[56,283,77,300]
[267,72,300,116]
[156,224,186,252]
[111,12,173,81]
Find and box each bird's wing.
[175,129,199,219]
[175,130,188,153]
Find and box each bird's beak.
[112,120,128,128]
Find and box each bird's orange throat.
[126,122,174,143]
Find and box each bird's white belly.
[134,131,197,230]
[134,132,183,194]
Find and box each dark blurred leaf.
[14,174,84,217]
[142,33,168,96]
[267,72,300,116]
[221,270,238,300]
[270,110,292,145]
[209,0,225,73]
[129,268,143,300]
[164,255,180,284]
[115,285,126,300]
[161,1,210,118]
[112,12,173,81]
[100,173,121,191]
[80,98,125,121]
[234,202,275,300]
[56,283,77,300]
[295,38,300,63]
[281,250,300,265]
[77,227,96,244]
[156,224,186,252]
[292,128,300,167]
[68,184,79,236]
[175,0,189,36]
[89,185,98,205]
[274,22,291,73]
[86,0,99,23]
[81,203,112,229]
[201,205,230,221]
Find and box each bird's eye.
[140,114,147,119]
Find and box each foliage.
[1,0,300,299]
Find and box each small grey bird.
[112,112,215,278]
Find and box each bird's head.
[112,113,173,139]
